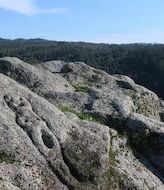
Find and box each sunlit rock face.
[0,57,163,189]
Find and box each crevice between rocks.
[47,160,75,190]
[60,146,84,183]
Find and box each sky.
[0,0,164,44]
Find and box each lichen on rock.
[0,57,163,189]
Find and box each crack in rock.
[3,94,78,189]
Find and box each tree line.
[0,38,164,99]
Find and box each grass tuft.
[0,153,16,164]
[60,106,106,124]
[73,84,90,93]
[60,106,94,121]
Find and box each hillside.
[0,39,164,99]
[0,57,164,189]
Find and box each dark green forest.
[0,38,164,99]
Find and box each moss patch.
[73,84,90,93]
[60,106,106,124]
[0,153,17,164]
[109,149,119,167]
[104,146,131,190]
[60,106,94,120]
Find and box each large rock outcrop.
[0,57,164,189]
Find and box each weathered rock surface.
[0,57,164,189]
[0,57,73,95]
[0,73,110,190]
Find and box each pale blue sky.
[0,0,164,43]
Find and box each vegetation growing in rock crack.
[73,84,90,93]
[0,153,17,164]
[104,144,128,189]
[60,105,106,124]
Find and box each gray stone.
[0,57,164,189]
[0,73,110,190]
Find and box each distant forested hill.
[0,38,164,99]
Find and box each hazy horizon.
[1,37,164,45]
